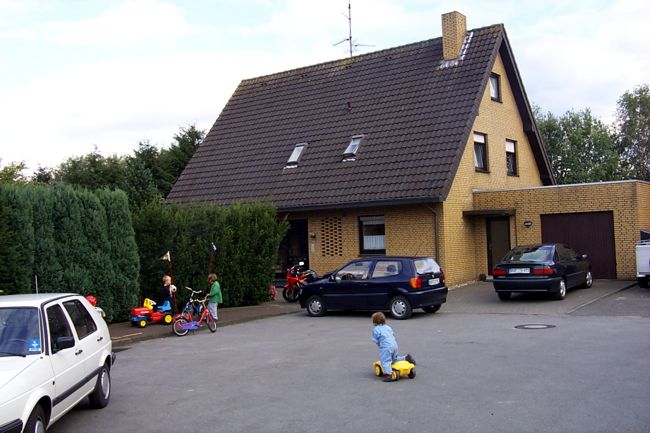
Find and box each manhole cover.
[514,324,556,330]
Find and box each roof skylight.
[285,143,306,168]
[343,135,364,161]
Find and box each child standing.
[207,273,222,321]
[371,312,415,382]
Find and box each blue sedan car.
[492,243,593,300]
[298,256,448,319]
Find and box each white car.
[0,293,115,433]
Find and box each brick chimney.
[441,11,467,60]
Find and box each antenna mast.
[333,0,372,58]
[346,0,352,57]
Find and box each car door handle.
[75,349,83,356]
[97,336,104,342]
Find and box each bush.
[0,184,139,321]
[133,201,287,308]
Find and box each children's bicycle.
[172,296,217,336]
[174,287,205,322]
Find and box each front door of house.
[487,217,510,275]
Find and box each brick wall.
[473,181,650,279]
[440,52,544,286]
[296,204,440,276]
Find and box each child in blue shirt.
[372,312,415,382]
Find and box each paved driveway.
[49,281,650,433]
[443,279,635,315]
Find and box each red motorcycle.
[283,261,317,303]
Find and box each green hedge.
[133,200,287,308]
[0,184,139,321]
[0,184,287,320]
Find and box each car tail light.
[409,276,422,289]
[532,266,554,275]
[492,268,506,276]
[440,270,445,284]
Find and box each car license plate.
[509,268,530,274]
[428,278,440,285]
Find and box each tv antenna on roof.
[333,0,373,57]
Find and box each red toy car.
[130,298,172,328]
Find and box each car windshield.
[503,245,553,263]
[0,307,42,357]
[414,258,441,274]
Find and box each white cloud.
[43,0,193,49]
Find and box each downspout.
[428,207,440,263]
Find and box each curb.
[110,302,301,348]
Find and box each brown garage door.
[541,211,616,279]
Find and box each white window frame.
[474,132,488,171]
[489,73,501,102]
[359,216,385,254]
[505,139,517,176]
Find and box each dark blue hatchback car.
[492,243,593,300]
[298,256,448,319]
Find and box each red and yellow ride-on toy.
[130,298,173,328]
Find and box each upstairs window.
[505,139,517,176]
[474,132,488,172]
[359,216,385,255]
[285,143,306,168]
[489,73,501,102]
[343,135,364,161]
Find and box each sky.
[0,0,648,174]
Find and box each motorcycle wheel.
[282,288,299,303]
[172,318,189,337]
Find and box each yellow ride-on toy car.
[373,359,416,381]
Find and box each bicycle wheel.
[206,313,217,333]
[172,318,189,336]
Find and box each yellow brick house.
[167,12,648,286]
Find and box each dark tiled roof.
[167,24,550,211]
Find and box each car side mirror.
[581,254,588,260]
[53,336,75,353]
[333,274,342,283]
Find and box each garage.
[541,211,616,279]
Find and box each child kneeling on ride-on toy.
[371,312,416,382]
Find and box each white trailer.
[637,240,650,288]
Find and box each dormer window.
[343,135,364,161]
[285,143,306,168]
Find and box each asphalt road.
[50,281,650,433]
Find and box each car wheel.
[25,405,47,433]
[422,304,441,313]
[553,279,567,300]
[408,368,416,379]
[389,296,412,320]
[582,270,593,288]
[497,292,511,301]
[163,314,173,325]
[306,296,326,317]
[88,364,111,408]
[172,318,189,336]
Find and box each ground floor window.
[359,216,385,254]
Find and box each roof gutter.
[277,196,443,213]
